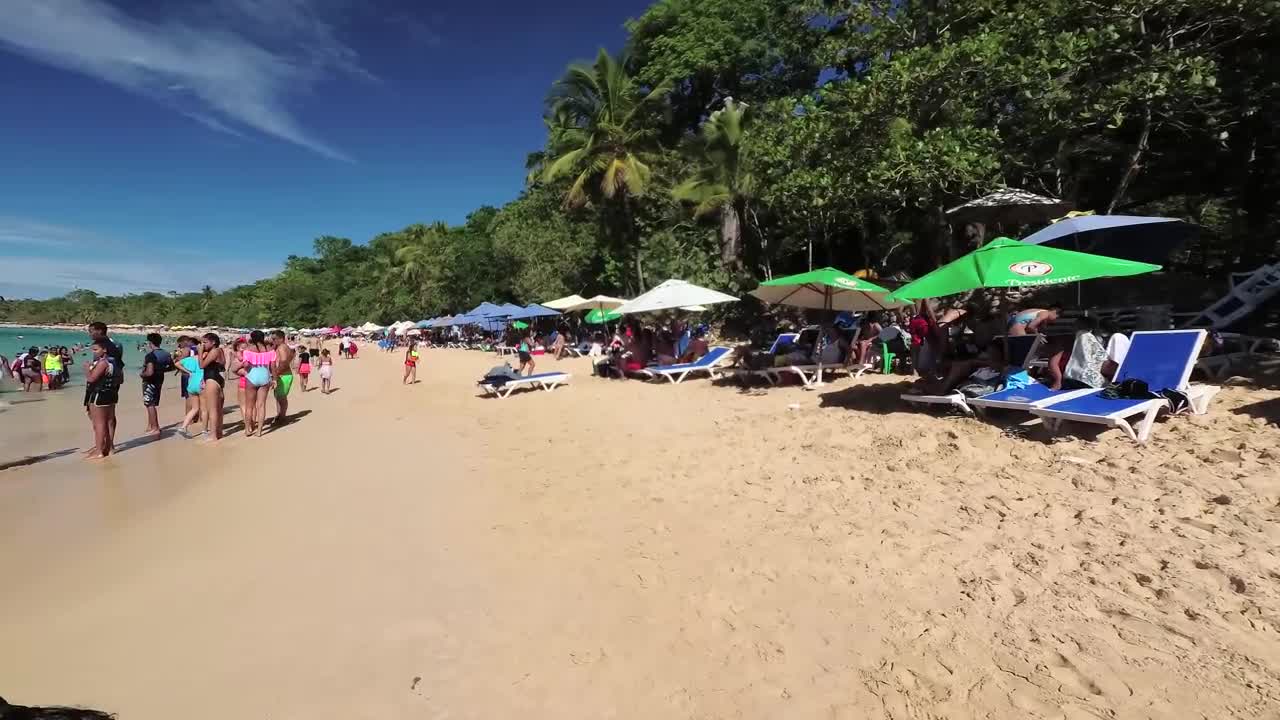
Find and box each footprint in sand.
[1047,651,1105,698]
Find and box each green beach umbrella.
[751,267,907,312]
[585,308,622,324]
[750,268,905,386]
[887,237,1162,301]
[511,320,529,329]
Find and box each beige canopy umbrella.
[542,294,588,310]
[614,280,737,316]
[562,295,628,312]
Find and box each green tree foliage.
[4,0,1276,327]
[674,97,758,279]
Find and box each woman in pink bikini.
[240,330,275,437]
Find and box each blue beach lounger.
[479,371,572,398]
[638,346,733,384]
[1031,329,1218,444]
[902,335,1069,414]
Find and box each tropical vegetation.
[3,0,1277,327]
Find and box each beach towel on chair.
[957,368,1003,398]
[481,363,520,386]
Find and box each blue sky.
[0,0,651,298]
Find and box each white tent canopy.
[358,322,385,333]
[615,279,737,316]
[542,294,588,310]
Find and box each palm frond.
[541,146,589,183]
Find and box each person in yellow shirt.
[43,348,65,390]
[403,341,421,384]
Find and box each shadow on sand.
[1232,395,1280,426]
[265,409,313,434]
[817,380,919,415]
[109,423,183,455]
[0,448,79,472]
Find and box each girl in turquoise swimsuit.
[175,340,204,437]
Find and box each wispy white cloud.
[0,216,275,298]
[0,0,367,160]
[0,217,94,248]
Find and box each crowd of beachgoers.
[0,324,373,459]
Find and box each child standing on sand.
[174,336,204,437]
[318,349,334,394]
[403,341,420,384]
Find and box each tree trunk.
[720,202,742,273]
[806,218,814,271]
[1107,104,1152,215]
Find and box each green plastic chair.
[880,341,896,374]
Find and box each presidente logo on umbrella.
[1009,260,1054,277]
[833,277,862,288]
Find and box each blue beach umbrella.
[1022,215,1196,265]
[508,304,562,320]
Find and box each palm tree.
[392,223,450,314]
[673,97,755,275]
[541,48,670,290]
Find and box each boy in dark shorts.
[141,332,171,436]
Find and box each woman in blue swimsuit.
[1007,305,1061,336]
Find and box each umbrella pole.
[810,290,832,390]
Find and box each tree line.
[4,0,1276,328]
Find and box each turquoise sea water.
[0,326,158,391]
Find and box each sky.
[0,0,652,299]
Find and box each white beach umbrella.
[542,294,589,310]
[561,295,628,312]
[615,279,738,316]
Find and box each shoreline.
[1,322,227,333]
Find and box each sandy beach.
[2,344,1279,719]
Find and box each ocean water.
[0,326,156,392]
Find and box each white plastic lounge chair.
[728,332,799,384]
[764,363,850,388]
[638,346,733,384]
[767,333,800,354]
[1032,329,1219,444]
[479,372,571,398]
[1196,332,1279,380]
[903,335,1053,415]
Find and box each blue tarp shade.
[497,303,526,316]
[467,302,507,317]
[508,304,562,320]
[415,320,432,328]
[449,313,504,331]
[1021,215,1195,265]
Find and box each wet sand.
[2,345,1278,719]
